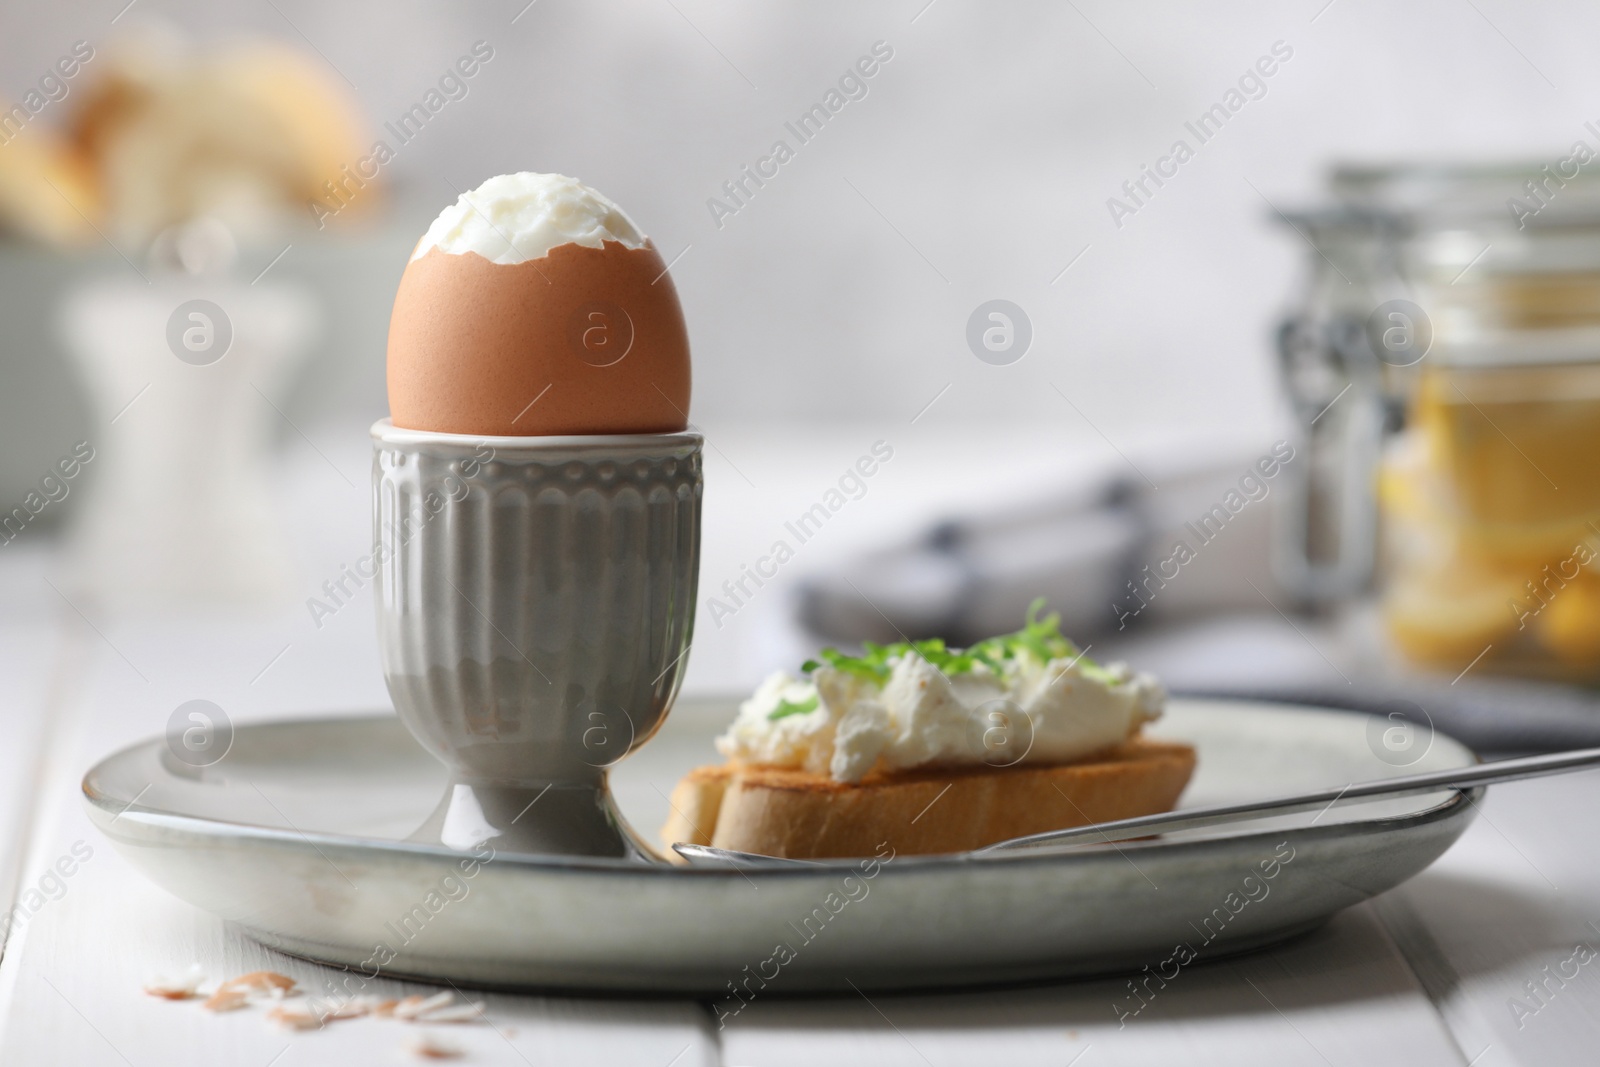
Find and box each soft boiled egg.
[386,172,691,436]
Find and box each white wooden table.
[0,426,1596,1065]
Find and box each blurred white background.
[0,0,1593,697]
[10,0,1596,430]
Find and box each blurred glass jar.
[1276,163,1600,679]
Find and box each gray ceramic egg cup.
[371,419,701,861]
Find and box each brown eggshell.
[386,240,691,436]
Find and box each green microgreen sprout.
[798,598,1116,684]
[767,693,820,721]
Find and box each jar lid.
[1332,161,1600,230]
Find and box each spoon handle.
[981,745,1600,853]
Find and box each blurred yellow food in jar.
[1379,390,1600,673]
[1385,564,1525,667]
[1413,363,1600,561]
[1536,568,1600,665]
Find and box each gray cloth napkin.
[1178,678,1600,755]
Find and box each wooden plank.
[720,905,1465,1066]
[0,545,90,969]
[1375,770,1600,1067]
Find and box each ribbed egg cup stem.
[371,420,701,861]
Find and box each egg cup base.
[407,778,655,861]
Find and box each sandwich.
[662,601,1196,859]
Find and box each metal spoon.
[672,843,820,867]
[672,746,1600,868]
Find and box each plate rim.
[82,698,1482,879]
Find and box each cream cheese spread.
[715,628,1164,783]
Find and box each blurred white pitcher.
[57,239,318,608]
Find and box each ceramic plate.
[83,697,1478,995]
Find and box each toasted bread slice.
[661,737,1196,860]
